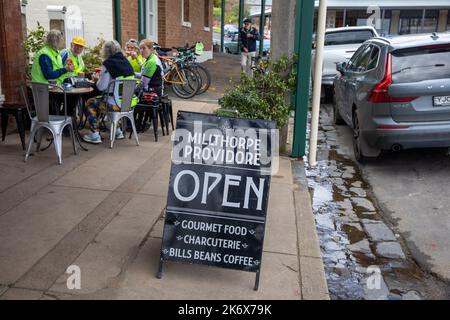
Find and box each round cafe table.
[47,86,94,152]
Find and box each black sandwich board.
[158,111,277,290]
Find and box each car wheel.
[324,86,334,103]
[352,110,372,163]
[333,90,345,125]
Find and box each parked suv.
[312,26,379,100]
[333,33,450,162]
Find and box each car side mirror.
[336,62,347,74]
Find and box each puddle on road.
[303,108,448,300]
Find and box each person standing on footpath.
[239,18,260,75]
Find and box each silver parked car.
[224,33,270,56]
[333,33,450,162]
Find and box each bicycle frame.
[159,56,188,85]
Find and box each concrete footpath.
[0,99,328,300]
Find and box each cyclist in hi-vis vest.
[31,30,75,84]
[125,39,146,73]
[83,40,137,144]
[61,36,86,78]
[136,39,164,97]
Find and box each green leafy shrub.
[83,38,105,78]
[24,22,47,79]
[217,55,297,128]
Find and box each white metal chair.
[24,82,76,165]
[106,79,140,149]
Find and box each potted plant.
[83,38,105,79]
[217,55,296,153]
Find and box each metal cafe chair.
[106,78,140,149]
[24,82,76,165]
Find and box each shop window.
[182,0,191,27]
[399,10,422,34]
[335,11,344,28]
[423,10,439,33]
[346,10,370,27]
[147,0,157,40]
[204,0,210,30]
[447,10,450,30]
[381,10,392,36]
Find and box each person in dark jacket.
[239,18,260,75]
[83,40,136,144]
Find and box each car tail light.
[377,125,410,130]
[368,53,417,103]
[423,43,450,49]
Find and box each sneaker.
[83,132,102,144]
[115,128,125,140]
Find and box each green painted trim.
[138,0,147,40]
[259,0,266,56]
[220,0,225,52]
[292,0,315,157]
[114,0,122,45]
[238,0,244,54]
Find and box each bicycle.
[156,46,200,99]
[173,46,211,95]
[156,44,211,96]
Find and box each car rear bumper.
[363,121,450,150]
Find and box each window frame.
[145,0,158,42]
[350,44,373,73]
[182,0,191,28]
[203,0,210,31]
[346,44,368,72]
[365,44,381,72]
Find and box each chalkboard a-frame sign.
[157,111,276,290]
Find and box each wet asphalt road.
[306,104,450,299]
[327,103,450,283]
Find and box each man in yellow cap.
[61,36,86,78]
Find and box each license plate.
[433,95,450,106]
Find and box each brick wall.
[120,0,139,46]
[0,0,26,104]
[159,0,213,50]
[117,0,213,51]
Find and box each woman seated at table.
[125,39,145,73]
[83,40,135,144]
[135,39,164,97]
[31,30,75,84]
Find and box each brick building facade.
[119,0,214,61]
[0,1,26,105]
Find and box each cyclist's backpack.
[195,42,204,56]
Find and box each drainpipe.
[309,0,327,167]
[114,0,122,46]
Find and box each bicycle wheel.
[171,67,200,99]
[183,66,202,95]
[191,64,211,95]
